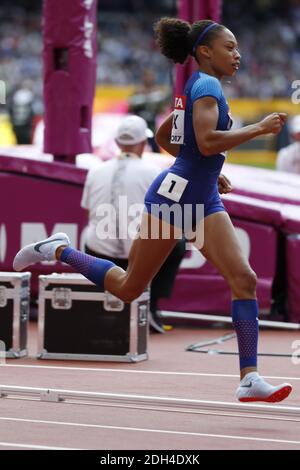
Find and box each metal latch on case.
[104,292,124,311]
[51,288,72,310]
[138,305,148,326]
[0,287,7,308]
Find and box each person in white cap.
[81,115,160,264]
[276,115,300,173]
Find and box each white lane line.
[0,441,80,450]
[0,416,299,446]
[2,364,300,382]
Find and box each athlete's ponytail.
[154,18,191,64]
[154,18,225,64]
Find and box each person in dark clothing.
[129,69,170,153]
[8,82,34,144]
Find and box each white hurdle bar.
[1,385,300,421]
[160,311,300,330]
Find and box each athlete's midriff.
[170,151,225,202]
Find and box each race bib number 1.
[171,95,186,145]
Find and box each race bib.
[171,95,186,145]
[157,172,189,203]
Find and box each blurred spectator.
[223,1,300,98]
[129,69,170,152]
[276,115,300,173]
[7,80,34,144]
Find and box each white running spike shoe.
[13,232,70,271]
[236,372,292,403]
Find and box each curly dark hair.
[154,17,226,64]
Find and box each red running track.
[0,323,299,450]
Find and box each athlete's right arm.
[155,113,180,157]
[193,97,287,157]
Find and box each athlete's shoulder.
[190,72,222,102]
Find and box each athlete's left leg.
[13,213,179,303]
[197,210,292,403]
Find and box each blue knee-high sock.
[232,299,259,370]
[60,247,116,290]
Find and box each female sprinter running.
[14,18,292,403]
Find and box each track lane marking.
[0,441,80,450]
[0,416,299,446]
[2,364,300,382]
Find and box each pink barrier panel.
[224,163,300,206]
[176,0,222,95]
[222,193,283,227]
[1,154,299,322]
[222,166,300,232]
[281,205,300,234]
[43,0,97,158]
[286,235,300,323]
[0,156,87,295]
[179,218,277,278]
[159,275,273,315]
[160,217,277,314]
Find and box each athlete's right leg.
[197,211,292,402]
[14,213,178,303]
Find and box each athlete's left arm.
[192,97,284,156]
[155,113,180,157]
